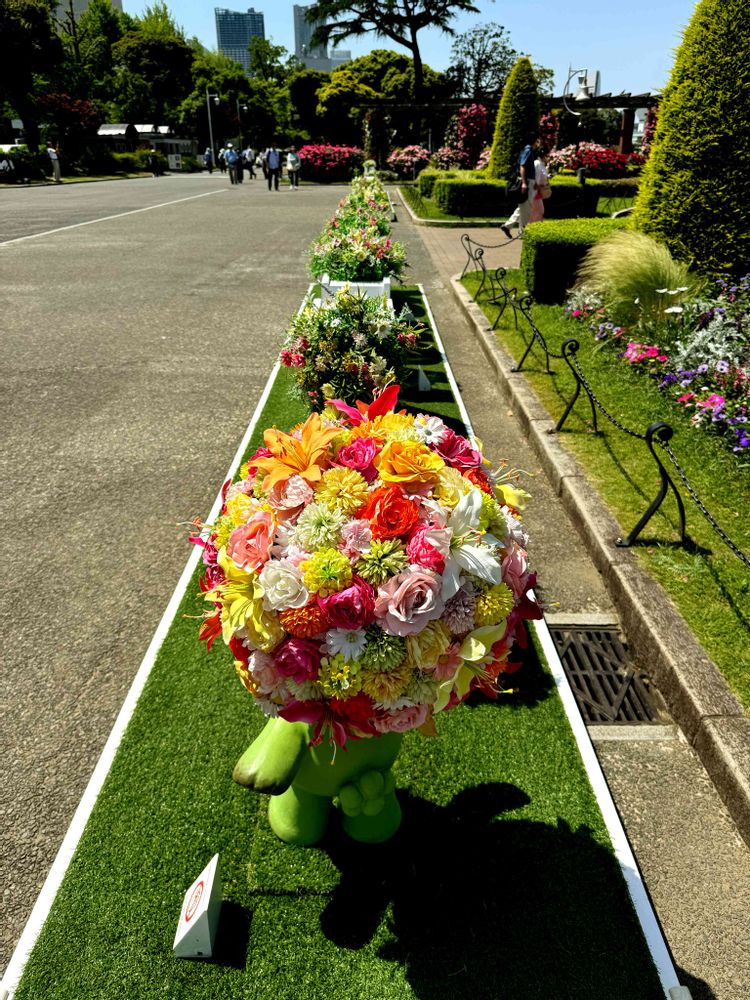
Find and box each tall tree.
[304,0,480,100]
[486,56,539,180]
[248,37,297,84]
[447,22,517,103]
[633,0,749,276]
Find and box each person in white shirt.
[243,146,256,179]
[286,146,301,189]
[47,144,61,184]
[529,149,551,224]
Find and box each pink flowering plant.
[297,144,365,182]
[280,286,421,405]
[387,145,432,178]
[547,142,644,178]
[566,274,750,454]
[193,385,541,748]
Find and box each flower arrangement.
[387,145,432,178]
[194,387,541,748]
[310,177,406,282]
[296,144,365,183]
[280,286,421,405]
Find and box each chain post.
[555,338,599,433]
[616,422,687,548]
[514,295,557,374]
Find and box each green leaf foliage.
[486,56,539,181]
[633,0,750,277]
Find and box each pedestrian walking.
[204,147,214,173]
[243,146,256,179]
[224,142,239,184]
[501,134,540,238]
[264,144,282,191]
[286,146,301,189]
[529,148,551,225]
[217,146,227,173]
[47,143,62,184]
[147,148,160,178]
[0,153,15,183]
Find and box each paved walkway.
[392,192,750,1000]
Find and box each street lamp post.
[235,98,248,152]
[205,87,219,158]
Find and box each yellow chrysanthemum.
[405,621,452,670]
[224,491,257,526]
[318,654,362,698]
[474,583,515,626]
[434,466,472,508]
[478,491,504,533]
[314,467,370,514]
[360,660,412,703]
[300,548,353,597]
[213,513,235,550]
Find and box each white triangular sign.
[417,366,431,392]
[173,854,222,959]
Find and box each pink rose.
[318,576,376,630]
[336,437,378,482]
[227,511,274,572]
[434,429,483,470]
[374,567,444,636]
[502,547,529,599]
[267,475,314,521]
[273,637,322,684]
[372,703,429,733]
[406,525,449,573]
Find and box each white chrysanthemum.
[291,502,347,550]
[289,679,326,701]
[325,628,368,660]
[404,672,439,705]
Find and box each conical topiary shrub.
[486,57,540,181]
[632,0,750,276]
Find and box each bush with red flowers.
[297,144,365,183]
[547,142,644,178]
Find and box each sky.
[123,0,696,97]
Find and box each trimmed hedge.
[425,171,600,219]
[418,168,454,198]
[487,57,540,181]
[432,176,506,216]
[520,218,629,303]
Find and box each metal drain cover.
[548,625,659,724]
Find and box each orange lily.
[254,412,340,491]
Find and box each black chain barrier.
[514,296,750,565]
[460,235,520,329]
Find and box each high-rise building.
[215,7,265,74]
[293,4,327,62]
[56,0,122,22]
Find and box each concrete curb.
[451,274,750,847]
[396,187,501,228]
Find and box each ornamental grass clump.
[193,387,541,749]
[280,287,421,405]
[575,229,702,330]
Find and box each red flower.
[358,485,420,539]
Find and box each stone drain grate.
[548,625,660,724]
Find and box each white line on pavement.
[0,190,227,247]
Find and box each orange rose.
[358,486,420,540]
[374,440,444,487]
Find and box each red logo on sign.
[185,880,204,922]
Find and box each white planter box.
[319,274,392,303]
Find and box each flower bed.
[194,386,540,748]
[565,274,750,455]
[548,143,644,179]
[387,145,432,178]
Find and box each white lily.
[441,488,503,600]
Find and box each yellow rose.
[375,440,444,487]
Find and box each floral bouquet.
[194,386,541,748]
[310,228,407,282]
[280,287,421,405]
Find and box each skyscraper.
[293,4,327,62]
[215,7,265,74]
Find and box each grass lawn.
[13,291,665,1000]
[463,270,750,709]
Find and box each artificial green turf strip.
[16,293,664,1000]
[463,269,750,708]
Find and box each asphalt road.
[0,174,344,974]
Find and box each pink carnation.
[339,519,373,559]
[318,575,376,630]
[374,567,444,636]
[406,525,447,573]
[267,475,314,521]
[227,511,274,572]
